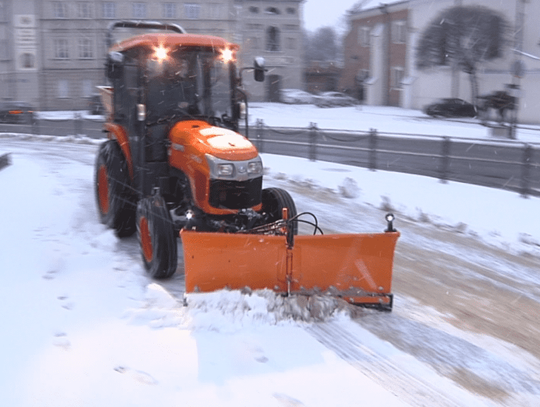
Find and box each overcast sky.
[302,0,361,32]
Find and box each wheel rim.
[140,217,153,262]
[97,165,109,214]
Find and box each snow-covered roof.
[349,0,408,14]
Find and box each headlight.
[217,163,234,176]
[206,154,263,181]
[247,161,263,175]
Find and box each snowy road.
[278,179,540,406]
[1,137,539,406]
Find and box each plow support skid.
[181,230,400,308]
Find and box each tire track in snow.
[305,321,463,407]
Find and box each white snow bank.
[262,153,540,256]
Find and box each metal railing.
[250,120,540,198]
[2,115,538,197]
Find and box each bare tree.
[305,26,339,64]
[416,6,510,102]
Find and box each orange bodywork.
[181,230,400,307]
[169,120,261,215]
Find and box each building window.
[286,7,296,15]
[265,7,280,15]
[133,3,147,19]
[53,2,68,18]
[102,2,116,19]
[54,39,69,59]
[249,6,259,14]
[20,53,35,69]
[358,26,370,47]
[162,3,176,18]
[77,2,92,18]
[78,38,93,59]
[184,4,200,19]
[266,26,280,52]
[391,66,404,89]
[0,39,9,60]
[208,4,222,19]
[58,80,69,98]
[82,79,93,97]
[392,20,406,44]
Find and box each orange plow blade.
[181,230,400,310]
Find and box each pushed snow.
[183,290,357,331]
[127,285,359,333]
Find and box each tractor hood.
[169,120,258,161]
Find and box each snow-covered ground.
[1,104,539,406]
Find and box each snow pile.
[0,132,102,145]
[184,290,359,329]
[126,284,359,333]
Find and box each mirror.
[106,51,124,80]
[253,57,265,82]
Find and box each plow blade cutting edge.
[181,230,400,310]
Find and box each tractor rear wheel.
[94,140,136,237]
[261,187,298,235]
[136,194,178,279]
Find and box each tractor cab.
[101,23,265,199]
[106,34,244,132]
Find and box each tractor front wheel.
[136,194,178,279]
[261,187,298,235]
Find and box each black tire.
[261,187,298,235]
[136,195,178,279]
[94,140,136,237]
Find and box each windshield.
[145,48,234,124]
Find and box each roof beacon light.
[220,48,234,63]
[153,44,169,63]
[385,213,396,233]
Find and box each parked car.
[280,89,315,104]
[87,94,104,115]
[0,101,34,124]
[315,91,358,108]
[423,98,477,118]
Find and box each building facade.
[0,0,304,110]
[234,0,305,102]
[341,0,540,124]
[340,1,408,106]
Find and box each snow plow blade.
[181,230,400,310]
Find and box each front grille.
[209,177,262,209]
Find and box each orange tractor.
[94,21,400,310]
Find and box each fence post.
[309,122,318,161]
[74,112,83,136]
[256,119,264,153]
[520,144,532,198]
[32,114,39,135]
[440,137,451,183]
[0,153,11,170]
[369,128,377,171]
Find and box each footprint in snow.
[42,270,57,280]
[273,393,305,406]
[58,295,74,310]
[114,366,158,385]
[52,332,71,350]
